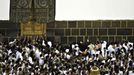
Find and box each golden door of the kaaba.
[20,20,46,37]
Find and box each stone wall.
[47,20,134,44]
[0,20,134,44]
[0,21,18,37]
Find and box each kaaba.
[0,0,134,43]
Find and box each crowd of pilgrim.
[0,37,133,75]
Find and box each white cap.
[44,54,48,57]
[66,54,71,59]
[75,47,79,50]
[55,50,59,54]
[65,49,69,53]
[69,68,72,71]
[89,58,92,62]
[72,44,75,49]
[111,58,116,61]
[102,60,105,64]
[75,44,79,47]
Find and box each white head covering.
[47,41,52,47]
[66,54,71,59]
[75,47,79,51]
[55,50,59,54]
[65,49,69,53]
[44,54,48,57]
[75,44,79,47]
[102,60,105,64]
[72,44,75,49]
[111,58,116,61]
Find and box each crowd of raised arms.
[0,37,133,75]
